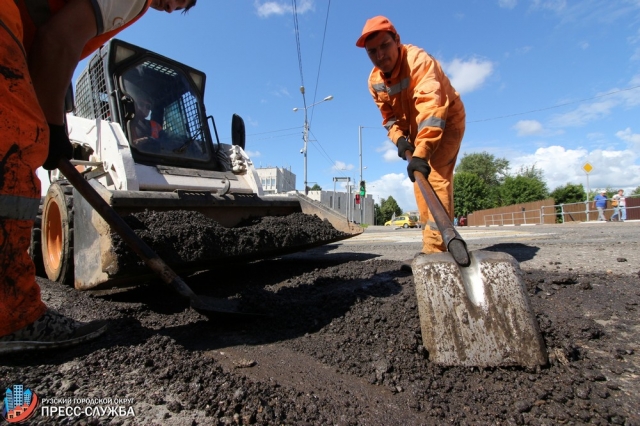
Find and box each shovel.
[405,152,547,367]
[57,158,245,316]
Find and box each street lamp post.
[359,126,363,224]
[358,125,375,224]
[293,87,333,195]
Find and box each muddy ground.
[1,217,639,425]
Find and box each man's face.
[136,99,152,119]
[150,0,192,13]
[364,32,401,74]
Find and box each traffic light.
[355,194,360,204]
[359,180,366,196]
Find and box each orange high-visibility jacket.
[368,44,465,161]
[15,0,151,60]
[151,120,162,139]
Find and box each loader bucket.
[73,183,363,290]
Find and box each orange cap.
[356,16,397,48]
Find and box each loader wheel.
[28,199,46,277]
[42,182,74,284]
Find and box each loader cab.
[74,39,220,171]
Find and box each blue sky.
[69,0,640,212]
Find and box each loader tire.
[28,199,46,277]
[42,181,74,285]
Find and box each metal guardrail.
[483,209,542,226]
[483,195,639,225]
[551,201,639,223]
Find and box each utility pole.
[293,88,333,195]
[359,126,363,224]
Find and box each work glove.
[407,157,431,182]
[42,123,73,170]
[396,136,414,160]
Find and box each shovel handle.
[56,158,199,302]
[405,151,470,267]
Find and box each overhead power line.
[469,84,640,123]
[291,0,307,109]
[309,0,331,126]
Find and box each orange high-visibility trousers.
[414,120,465,254]
[0,3,48,336]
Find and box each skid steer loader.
[31,39,362,291]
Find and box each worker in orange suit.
[0,0,196,355]
[356,16,466,255]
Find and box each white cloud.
[542,79,640,130]
[332,160,354,172]
[270,86,290,98]
[515,46,533,55]
[579,41,589,50]
[550,98,617,127]
[530,0,567,13]
[513,120,544,136]
[498,0,517,9]
[510,145,640,193]
[376,141,401,163]
[367,173,417,213]
[531,0,640,25]
[443,58,494,94]
[246,116,259,127]
[245,150,261,158]
[254,0,314,18]
[616,127,640,150]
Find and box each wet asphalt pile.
[111,210,347,269]
[1,223,638,425]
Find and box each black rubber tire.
[403,223,409,228]
[41,182,74,284]
[29,199,46,277]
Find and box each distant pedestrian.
[593,190,608,221]
[454,217,459,227]
[610,189,626,222]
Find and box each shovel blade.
[412,250,547,368]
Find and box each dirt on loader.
[1,216,639,426]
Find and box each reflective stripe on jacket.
[14,0,151,59]
[0,195,40,221]
[368,44,465,160]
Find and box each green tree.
[550,183,587,223]
[550,183,586,205]
[499,175,548,205]
[631,186,640,196]
[455,152,509,208]
[374,202,383,225]
[379,196,402,224]
[455,152,510,187]
[453,172,491,217]
[514,164,544,180]
[309,183,322,191]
